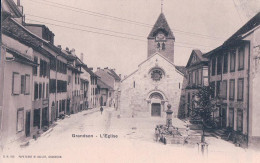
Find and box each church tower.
[147,13,175,63]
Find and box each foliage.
[192,85,217,128]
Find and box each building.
[88,68,99,109]
[95,67,121,109]
[97,78,113,106]
[203,12,260,148]
[0,0,51,146]
[183,49,208,118]
[120,12,186,118]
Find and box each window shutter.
[25,75,30,94]
[21,75,25,94]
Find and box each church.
[120,12,186,118]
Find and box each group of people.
[155,125,167,145]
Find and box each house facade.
[204,12,260,148]
[184,50,208,118]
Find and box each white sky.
[20,0,260,76]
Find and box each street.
[2,107,260,163]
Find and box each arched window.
[157,42,160,49]
[162,42,165,50]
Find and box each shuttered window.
[237,78,244,101]
[12,72,20,95]
[17,108,24,132]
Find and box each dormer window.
[157,42,160,49]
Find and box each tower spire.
[161,0,164,13]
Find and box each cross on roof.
[161,0,164,13]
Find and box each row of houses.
[0,0,121,148]
[182,12,260,148]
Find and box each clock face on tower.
[156,33,166,41]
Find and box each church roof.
[147,13,175,39]
[175,66,186,76]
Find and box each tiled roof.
[148,13,175,39]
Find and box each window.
[39,83,42,99]
[216,81,221,98]
[229,79,235,100]
[198,69,202,85]
[223,53,228,73]
[238,47,244,70]
[17,108,24,132]
[33,56,38,76]
[211,57,216,76]
[217,55,222,75]
[188,73,192,85]
[21,75,25,94]
[157,42,160,49]
[237,78,244,101]
[133,81,135,88]
[210,82,215,98]
[151,69,163,81]
[43,83,45,98]
[229,108,234,128]
[68,75,71,85]
[34,83,38,100]
[220,80,227,99]
[192,71,196,84]
[25,75,30,95]
[237,109,243,132]
[12,72,20,95]
[46,84,49,98]
[230,50,236,72]
[162,42,165,50]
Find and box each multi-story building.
[0,0,52,145]
[95,68,121,109]
[184,49,208,118]
[97,78,113,106]
[203,12,260,148]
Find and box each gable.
[186,50,207,68]
[2,0,23,18]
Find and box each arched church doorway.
[149,92,165,117]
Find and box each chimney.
[119,74,121,79]
[112,68,116,72]
[66,47,70,52]
[104,67,108,69]
[97,67,100,70]
[89,67,93,70]
[17,0,20,6]
[80,53,84,62]
[57,45,62,49]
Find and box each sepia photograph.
[1,0,260,162]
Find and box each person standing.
[100,106,104,115]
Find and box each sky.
[20,0,260,76]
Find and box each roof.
[175,66,186,76]
[204,12,260,58]
[97,79,113,90]
[148,13,175,39]
[4,45,38,67]
[2,0,23,18]
[185,49,208,68]
[224,12,260,46]
[107,69,121,81]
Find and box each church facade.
[120,13,186,118]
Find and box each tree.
[192,85,216,136]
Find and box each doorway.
[25,111,31,137]
[151,103,161,117]
[219,107,227,128]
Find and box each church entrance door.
[151,103,161,116]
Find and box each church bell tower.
[147,12,175,63]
